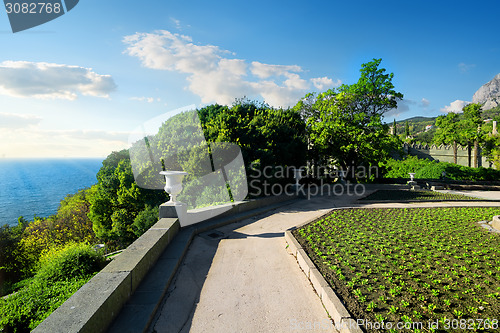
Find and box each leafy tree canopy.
[294,58,403,174]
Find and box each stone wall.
[404,143,495,169]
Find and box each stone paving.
[144,187,500,333]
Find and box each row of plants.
[361,190,481,201]
[293,207,500,332]
[380,155,500,181]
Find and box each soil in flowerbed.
[293,207,500,332]
[361,190,481,202]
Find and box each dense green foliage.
[132,205,160,237]
[89,100,308,247]
[379,156,434,178]
[412,127,436,144]
[2,58,500,331]
[0,189,98,296]
[200,101,307,172]
[0,243,105,332]
[0,218,30,294]
[404,104,500,166]
[397,116,436,137]
[381,156,500,180]
[35,243,106,283]
[433,112,461,163]
[401,107,500,136]
[294,59,402,177]
[88,150,168,248]
[484,133,500,169]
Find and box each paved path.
[148,194,362,333]
[148,188,500,333]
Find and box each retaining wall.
[404,143,494,168]
[33,194,297,333]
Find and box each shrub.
[382,156,500,181]
[0,277,89,333]
[414,162,448,179]
[36,243,106,283]
[380,156,434,178]
[132,205,159,237]
[0,243,106,332]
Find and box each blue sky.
[1,0,499,157]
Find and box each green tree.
[484,133,500,169]
[461,103,483,167]
[88,150,167,248]
[201,100,307,189]
[132,205,159,237]
[18,188,98,279]
[295,58,403,177]
[0,217,30,294]
[393,118,397,136]
[433,112,460,164]
[405,120,410,138]
[201,100,307,170]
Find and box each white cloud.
[0,61,116,100]
[458,62,476,73]
[0,126,129,158]
[440,99,469,113]
[123,30,339,108]
[250,62,302,79]
[421,98,430,107]
[311,77,341,91]
[171,17,181,30]
[0,113,41,129]
[50,129,129,142]
[130,96,157,103]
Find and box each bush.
[380,156,434,178]
[382,156,500,181]
[36,243,106,283]
[0,243,105,332]
[414,162,448,179]
[132,205,159,237]
[0,277,88,333]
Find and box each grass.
[361,190,482,202]
[293,207,500,332]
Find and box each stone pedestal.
[492,215,500,231]
[159,202,187,226]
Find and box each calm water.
[0,158,103,226]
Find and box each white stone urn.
[409,173,416,182]
[293,167,303,187]
[159,171,188,203]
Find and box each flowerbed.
[293,207,500,332]
[361,190,481,202]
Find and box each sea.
[0,158,103,227]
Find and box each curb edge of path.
[285,227,364,333]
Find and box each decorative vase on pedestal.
[159,171,188,226]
